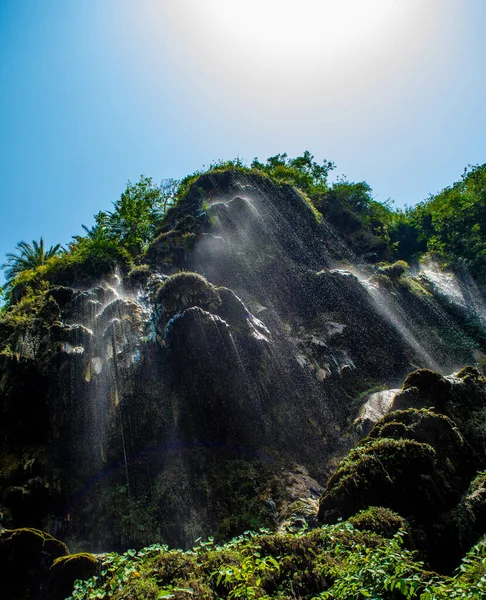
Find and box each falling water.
[353,269,441,371]
[419,260,486,328]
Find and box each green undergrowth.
[67,523,486,600]
[174,153,331,218]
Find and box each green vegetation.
[250,151,335,196]
[81,176,177,256]
[65,524,486,600]
[409,164,486,276]
[2,155,485,309]
[1,237,62,289]
[1,176,177,306]
[382,164,486,279]
[0,280,58,357]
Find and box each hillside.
[0,155,485,599]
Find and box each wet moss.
[125,264,151,289]
[455,471,486,552]
[318,437,438,522]
[46,552,99,600]
[0,527,68,600]
[155,271,221,331]
[367,408,465,458]
[348,506,411,541]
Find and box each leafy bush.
[64,524,486,600]
[348,506,410,540]
[251,151,335,196]
[1,238,62,290]
[399,164,486,279]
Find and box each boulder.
[0,528,68,600]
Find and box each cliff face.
[1,170,485,553]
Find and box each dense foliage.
[80,176,178,256]
[405,164,486,277]
[1,237,62,289]
[3,155,486,304]
[67,524,486,600]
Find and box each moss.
[125,264,151,288]
[455,471,486,551]
[294,188,323,223]
[319,437,438,522]
[146,229,198,269]
[367,408,465,456]
[395,368,452,411]
[154,551,197,586]
[348,506,411,540]
[456,365,482,380]
[403,368,451,393]
[381,260,409,278]
[155,271,221,331]
[47,553,99,600]
[0,528,68,600]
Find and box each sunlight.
[114,0,445,123]
[162,0,415,72]
[201,0,400,60]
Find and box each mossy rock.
[365,409,474,514]
[348,506,411,541]
[145,229,198,269]
[125,263,151,289]
[45,552,99,600]
[400,368,452,409]
[455,471,486,552]
[456,366,482,380]
[0,528,68,600]
[318,437,439,523]
[155,272,256,338]
[379,260,410,280]
[155,272,222,331]
[367,408,466,465]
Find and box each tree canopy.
[2,156,486,306]
[1,238,62,289]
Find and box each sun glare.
[117,0,443,120]
[203,0,400,60]
[163,0,415,70]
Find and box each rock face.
[1,170,486,556]
[318,367,486,572]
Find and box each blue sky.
[1,0,485,286]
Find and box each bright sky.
[1,0,485,285]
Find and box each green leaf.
[157,592,175,599]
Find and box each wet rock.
[155,272,221,334]
[164,306,263,443]
[354,389,401,436]
[89,284,117,305]
[0,528,68,600]
[48,286,78,307]
[45,552,99,600]
[455,471,486,552]
[50,323,93,350]
[96,298,142,333]
[155,272,270,346]
[276,466,323,531]
[348,506,412,541]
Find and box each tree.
[77,176,179,257]
[251,151,335,195]
[1,238,62,288]
[408,164,486,277]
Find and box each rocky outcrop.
[0,528,68,600]
[1,170,486,558]
[318,367,486,572]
